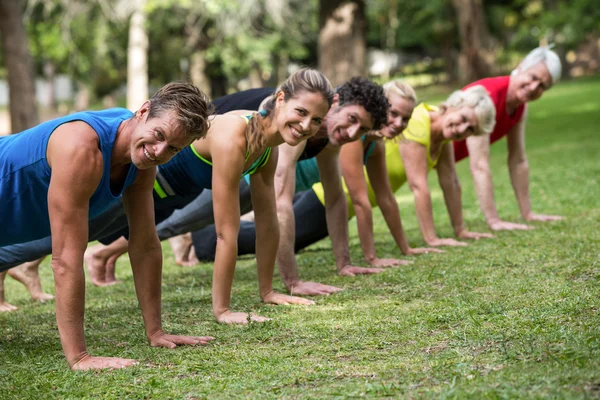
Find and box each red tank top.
[453,76,525,162]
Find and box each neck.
[260,115,284,148]
[505,75,522,114]
[111,117,135,166]
[428,110,445,146]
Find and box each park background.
[0,0,599,398]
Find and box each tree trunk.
[190,51,211,98]
[318,0,367,86]
[451,0,492,83]
[127,0,148,111]
[0,0,39,133]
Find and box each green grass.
[1,76,600,399]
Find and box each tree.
[127,0,148,110]
[451,0,493,82]
[0,0,39,133]
[318,0,367,86]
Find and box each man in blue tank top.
[0,82,215,370]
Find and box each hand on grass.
[489,219,533,231]
[262,291,315,305]
[457,230,495,240]
[339,265,384,277]
[215,311,271,325]
[525,212,564,222]
[404,247,444,255]
[288,281,343,296]
[425,237,468,247]
[367,257,410,267]
[71,354,139,371]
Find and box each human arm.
[123,168,214,345]
[251,147,314,306]
[317,145,383,276]
[210,120,271,324]
[436,142,494,240]
[401,139,466,247]
[274,143,342,295]
[466,120,532,230]
[364,141,442,257]
[47,123,137,370]
[506,107,564,223]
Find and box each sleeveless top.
[154,112,272,199]
[0,108,137,246]
[298,135,375,194]
[454,76,525,162]
[312,103,448,217]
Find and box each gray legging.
[0,180,253,271]
[155,180,253,239]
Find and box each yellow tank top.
[311,103,446,217]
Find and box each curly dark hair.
[336,77,389,131]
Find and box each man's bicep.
[122,168,157,238]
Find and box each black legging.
[192,189,329,261]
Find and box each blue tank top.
[0,108,137,246]
[154,113,272,199]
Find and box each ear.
[275,91,286,108]
[332,93,339,107]
[136,100,152,120]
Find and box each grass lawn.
[1,76,599,399]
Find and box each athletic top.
[453,76,525,162]
[154,113,271,198]
[312,103,447,217]
[0,108,137,246]
[212,87,274,114]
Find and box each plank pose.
[0,82,214,370]
[454,46,564,230]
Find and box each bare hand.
[457,230,495,240]
[262,291,315,305]
[525,213,564,222]
[288,281,343,296]
[426,238,468,247]
[339,265,384,277]
[71,354,139,371]
[215,311,271,325]
[489,219,533,231]
[148,330,215,348]
[367,257,410,267]
[404,247,444,255]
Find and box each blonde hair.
[383,80,417,103]
[245,68,334,155]
[440,85,496,136]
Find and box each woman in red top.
[453,46,564,231]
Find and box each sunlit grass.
[1,76,599,399]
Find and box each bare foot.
[0,271,18,312]
[84,244,112,287]
[0,301,18,312]
[7,258,54,303]
[104,253,122,285]
[168,234,199,267]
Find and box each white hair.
[512,45,562,84]
[383,80,417,103]
[440,85,496,136]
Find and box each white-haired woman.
[454,46,564,231]
[401,85,497,246]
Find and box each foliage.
[1,76,599,398]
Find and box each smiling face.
[274,90,331,147]
[511,62,553,104]
[377,92,415,139]
[325,99,374,146]
[129,105,194,169]
[441,106,478,141]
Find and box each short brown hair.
[148,82,214,139]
